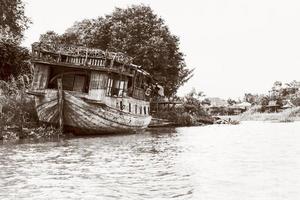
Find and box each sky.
[22,0,300,99]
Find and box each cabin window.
[118,80,125,96]
[127,78,133,97]
[106,75,128,97]
[129,103,131,112]
[144,106,147,115]
[106,78,114,96]
[135,105,137,114]
[112,79,120,96]
[140,106,142,115]
[148,107,150,115]
[132,72,150,100]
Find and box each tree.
[291,97,300,106]
[43,5,193,97]
[186,88,205,100]
[273,81,282,88]
[286,80,300,89]
[0,40,30,79]
[38,31,62,45]
[227,98,237,105]
[0,0,31,79]
[259,95,269,107]
[244,93,258,105]
[182,88,208,116]
[0,0,31,42]
[202,98,211,106]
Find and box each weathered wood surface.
[32,64,49,90]
[34,90,152,134]
[32,42,134,66]
[31,60,135,77]
[88,71,107,100]
[57,78,64,133]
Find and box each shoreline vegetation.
[219,107,300,123]
[0,75,62,141]
[1,78,300,141]
[239,106,300,122]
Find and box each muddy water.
[1,122,300,200]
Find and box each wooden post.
[0,111,3,140]
[19,90,24,138]
[110,54,116,68]
[104,50,108,67]
[57,78,64,133]
[84,49,88,66]
[132,70,137,98]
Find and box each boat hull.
[34,90,152,134]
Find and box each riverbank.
[150,110,215,127]
[219,106,300,122]
[0,124,62,141]
[0,95,61,141]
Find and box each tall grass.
[238,106,300,122]
[0,74,60,140]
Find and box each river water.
[1,121,300,200]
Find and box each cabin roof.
[31,42,151,77]
[32,42,133,64]
[282,100,295,108]
[266,100,280,107]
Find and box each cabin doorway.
[47,67,89,93]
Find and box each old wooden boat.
[28,42,160,134]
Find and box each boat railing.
[32,49,138,76]
[31,42,137,73]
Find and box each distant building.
[265,100,281,112]
[206,98,251,116]
[282,100,295,109]
[207,97,228,107]
[228,102,252,115]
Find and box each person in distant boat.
[153,83,164,96]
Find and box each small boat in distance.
[28,42,161,134]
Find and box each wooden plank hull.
[34,90,152,134]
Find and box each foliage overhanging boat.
[28,42,163,134]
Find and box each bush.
[153,102,213,126]
[291,98,300,106]
[0,74,49,140]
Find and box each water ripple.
[1,122,300,199]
